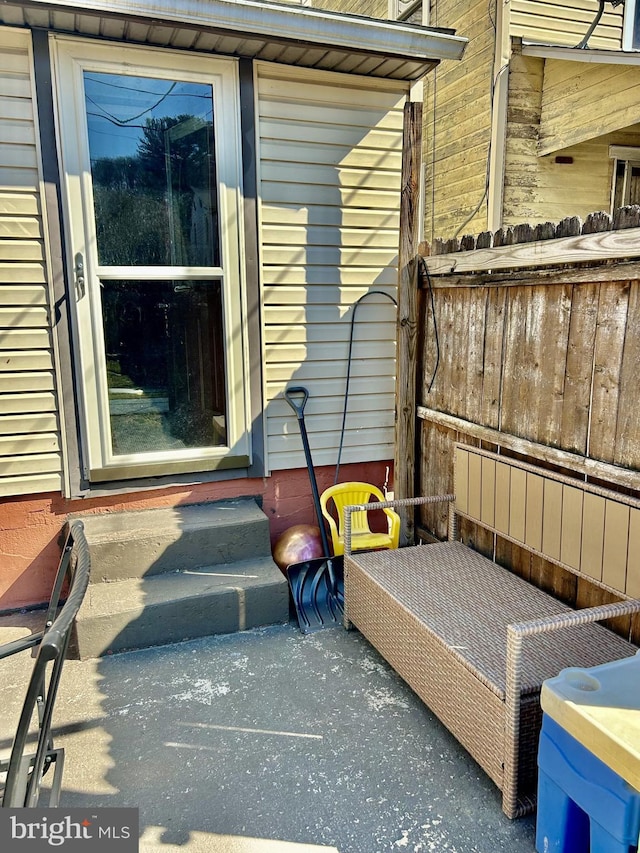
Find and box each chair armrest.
[343,493,455,555]
[320,501,340,547]
[505,598,640,702]
[502,598,640,819]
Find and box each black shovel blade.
[286,555,345,634]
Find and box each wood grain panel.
[481,287,507,429]
[455,446,469,516]
[614,281,640,470]
[627,509,640,597]
[581,492,606,581]
[524,472,543,552]
[542,478,563,563]
[560,485,583,571]
[589,282,629,464]
[481,456,496,528]
[509,466,527,543]
[561,283,598,455]
[494,460,511,536]
[468,449,482,521]
[603,500,630,593]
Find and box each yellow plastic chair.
[320,481,401,556]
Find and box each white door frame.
[52,36,251,481]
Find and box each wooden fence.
[398,212,640,643]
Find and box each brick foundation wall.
[0,460,394,610]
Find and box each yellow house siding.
[0,28,62,497]
[424,0,495,242]
[510,0,624,51]
[257,63,405,472]
[503,48,640,224]
[311,0,388,16]
[538,59,640,155]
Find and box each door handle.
[74,252,85,299]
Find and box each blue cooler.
[536,658,640,853]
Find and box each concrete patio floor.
[0,617,537,853]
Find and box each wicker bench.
[343,445,640,819]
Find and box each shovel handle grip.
[284,386,309,419]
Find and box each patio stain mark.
[391,816,462,853]
[359,653,392,677]
[364,686,410,712]
[170,678,231,704]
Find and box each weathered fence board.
[418,279,639,473]
[394,101,422,544]
[561,283,599,455]
[589,282,629,464]
[413,264,640,642]
[426,207,640,275]
[616,281,640,469]
[480,287,506,429]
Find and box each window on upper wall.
[610,147,640,210]
[388,0,427,25]
[623,0,640,49]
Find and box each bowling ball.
[272,524,324,573]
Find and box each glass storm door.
[54,40,249,481]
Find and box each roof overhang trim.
[14,0,467,79]
[522,41,640,66]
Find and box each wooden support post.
[394,100,422,545]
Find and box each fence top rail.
[424,207,640,276]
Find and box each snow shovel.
[284,386,344,633]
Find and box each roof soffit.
[5,0,467,80]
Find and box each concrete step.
[72,499,289,658]
[77,499,274,582]
[74,556,289,659]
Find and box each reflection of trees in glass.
[91,114,219,266]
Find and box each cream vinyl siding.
[257,64,405,471]
[0,28,62,497]
[510,0,624,51]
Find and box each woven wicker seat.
[345,542,636,816]
[343,445,640,818]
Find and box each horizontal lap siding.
[311,0,388,16]
[504,50,640,224]
[538,60,640,155]
[424,0,494,241]
[506,6,631,223]
[0,28,62,496]
[510,0,623,50]
[257,65,405,471]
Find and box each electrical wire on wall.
[334,290,398,485]
[575,0,624,48]
[453,0,506,239]
[450,0,494,239]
